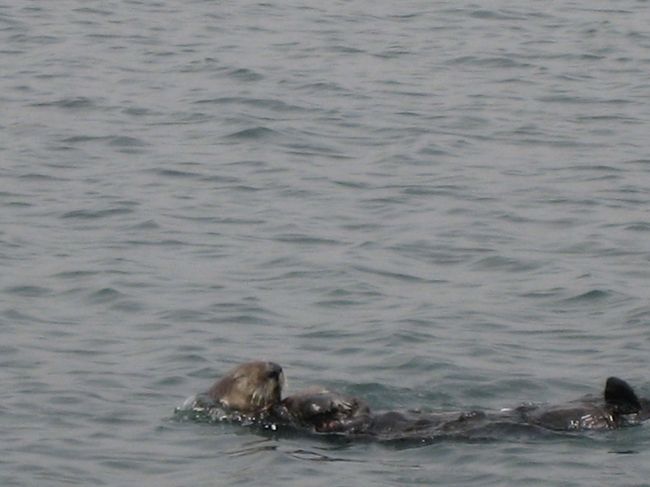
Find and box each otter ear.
[605,377,641,414]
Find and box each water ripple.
[225,126,278,139]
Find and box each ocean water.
[2,0,650,485]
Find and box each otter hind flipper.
[605,377,641,414]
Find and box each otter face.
[207,361,285,413]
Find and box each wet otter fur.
[206,361,285,413]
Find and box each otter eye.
[266,363,283,379]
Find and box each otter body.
[278,376,649,436]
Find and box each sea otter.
[182,362,649,438]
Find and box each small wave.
[122,106,155,116]
[151,168,202,179]
[60,135,148,147]
[225,127,278,139]
[519,288,564,299]
[4,285,51,298]
[196,96,304,113]
[108,136,148,147]
[126,219,160,230]
[18,173,66,181]
[87,287,125,304]
[315,299,360,308]
[297,81,347,93]
[446,55,531,68]
[32,97,96,109]
[467,8,528,20]
[272,234,344,246]
[228,68,264,81]
[352,265,440,284]
[562,289,611,303]
[287,449,356,463]
[472,256,541,273]
[61,135,108,144]
[51,270,99,279]
[624,222,650,232]
[61,207,133,219]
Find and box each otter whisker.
[251,389,262,406]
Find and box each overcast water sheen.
[2,0,650,485]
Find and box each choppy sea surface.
[2,1,650,485]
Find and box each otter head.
[207,361,285,413]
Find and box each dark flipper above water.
[605,376,641,414]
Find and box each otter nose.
[266,362,283,379]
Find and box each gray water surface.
[2,1,650,485]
